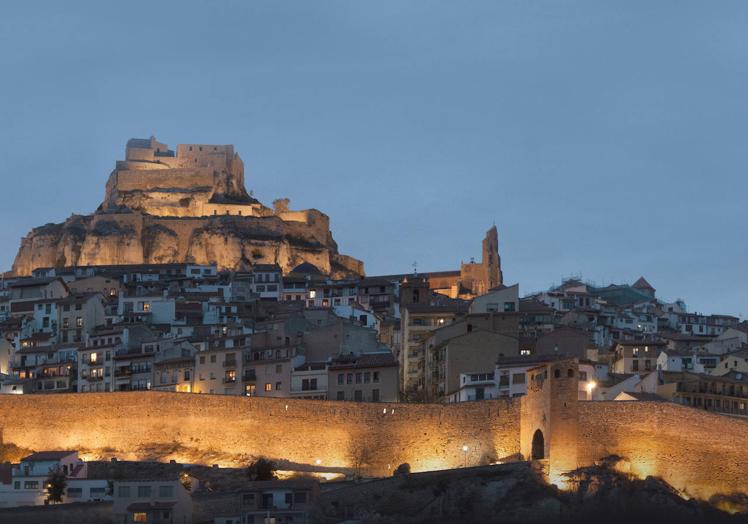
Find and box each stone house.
[328,352,398,402]
[611,341,667,374]
[425,329,519,402]
[238,479,319,524]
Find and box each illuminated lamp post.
[586,380,597,401]
[462,445,469,468]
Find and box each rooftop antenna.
[412,261,418,276]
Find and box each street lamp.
[586,380,597,400]
[462,445,469,468]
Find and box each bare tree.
[347,440,375,479]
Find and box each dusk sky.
[1,1,746,317]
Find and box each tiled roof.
[21,451,77,462]
[329,352,397,370]
[632,277,655,291]
[620,392,666,401]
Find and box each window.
[137,486,152,498]
[67,487,82,498]
[275,364,282,374]
[265,383,272,392]
[354,390,363,401]
[512,373,525,384]
[242,493,256,505]
[13,481,19,490]
[199,356,205,364]
[336,391,344,400]
[294,491,308,504]
[503,302,516,312]
[373,371,380,383]
[499,375,510,386]
[285,493,293,505]
[76,317,83,328]
[346,373,353,384]
[567,369,574,378]
[364,372,371,384]
[210,355,217,363]
[133,513,148,523]
[355,372,362,384]
[372,389,380,402]
[90,487,106,498]
[553,369,560,378]
[118,486,131,497]
[24,481,39,489]
[632,360,640,371]
[158,485,174,497]
[275,381,282,390]
[337,373,344,385]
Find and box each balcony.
[223,360,237,368]
[243,370,257,382]
[114,367,132,377]
[223,377,237,384]
[86,375,104,382]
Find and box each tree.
[394,463,411,477]
[247,457,277,481]
[347,441,374,479]
[46,466,67,504]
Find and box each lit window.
[264,383,272,392]
[133,513,148,523]
[90,353,98,364]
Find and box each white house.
[0,451,108,508]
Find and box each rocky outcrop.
[11,137,363,277]
[13,211,362,278]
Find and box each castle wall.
[114,168,215,192]
[0,393,520,475]
[577,401,748,499]
[1,392,748,499]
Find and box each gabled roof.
[21,451,77,462]
[632,277,655,291]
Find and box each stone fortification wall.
[0,393,520,475]
[577,401,748,500]
[113,168,216,193]
[1,393,748,500]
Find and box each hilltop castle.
[11,137,364,277]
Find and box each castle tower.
[520,358,579,488]
[482,225,503,289]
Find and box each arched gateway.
[531,429,545,460]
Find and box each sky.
[0,1,746,317]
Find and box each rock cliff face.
[11,137,364,277]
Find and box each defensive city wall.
[1,360,747,501]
